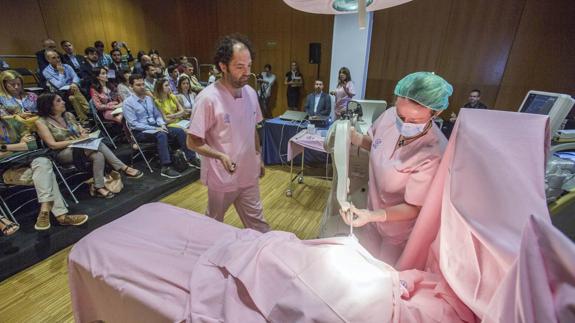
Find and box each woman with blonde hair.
[0,70,39,128]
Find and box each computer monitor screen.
[518,91,575,139]
[519,93,557,115]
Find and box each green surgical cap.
[394,72,453,111]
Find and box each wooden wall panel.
[97,0,150,57]
[365,0,453,104]
[367,0,573,115]
[176,0,219,64]
[215,0,334,116]
[436,0,526,114]
[38,0,107,51]
[0,0,48,71]
[495,0,575,110]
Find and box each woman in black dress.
[284,61,303,110]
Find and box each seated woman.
[0,70,39,129]
[35,93,143,199]
[0,115,88,231]
[176,75,195,117]
[0,215,18,236]
[116,69,133,102]
[153,78,186,128]
[89,67,123,124]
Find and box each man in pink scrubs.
[187,34,270,233]
[341,72,453,263]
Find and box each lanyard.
[139,97,157,126]
[183,93,192,106]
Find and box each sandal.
[122,166,143,179]
[1,216,20,236]
[91,187,115,199]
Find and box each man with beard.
[187,34,270,233]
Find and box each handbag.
[2,167,34,186]
[86,170,124,194]
[172,149,188,173]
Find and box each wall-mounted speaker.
[309,43,321,64]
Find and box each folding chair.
[123,119,154,173]
[88,99,118,149]
[12,67,45,94]
[0,149,81,220]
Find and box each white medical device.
[518,91,575,139]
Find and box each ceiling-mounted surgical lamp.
[284,0,413,28]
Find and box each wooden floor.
[0,165,331,322]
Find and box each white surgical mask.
[395,116,428,138]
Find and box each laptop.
[280,110,308,121]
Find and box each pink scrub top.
[188,82,263,192]
[367,107,447,245]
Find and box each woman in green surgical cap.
[340,71,453,263]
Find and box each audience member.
[330,67,356,118]
[35,39,58,73]
[187,34,270,233]
[182,63,204,93]
[143,63,157,94]
[176,56,189,74]
[0,215,18,236]
[462,89,488,109]
[167,65,179,94]
[285,61,303,110]
[123,74,196,178]
[304,80,331,117]
[176,74,195,116]
[154,78,190,131]
[89,67,123,123]
[108,49,129,73]
[149,50,165,70]
[68,84,90,123]
[42,50,80,91]
[257,63,275,118]
[60,40,84,73]
[207,65,220,84]
[0,116,89,231]
[0,70,39,117]
[0,58,9,70]
[110,41,134,66]
[94,40,112,67]
[132,52,151,75]
[79,47,100,76]
[116,69,133,101]
[78,47,101,94]
[35,93,142,199]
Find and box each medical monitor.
[518,91,575,137]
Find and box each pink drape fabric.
[396,109,552,320]
[68,203,240,323]
[483,215,575,323]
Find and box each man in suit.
[60,40,85,74]
[304,80,331,117]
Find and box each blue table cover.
[262,117,330,165]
